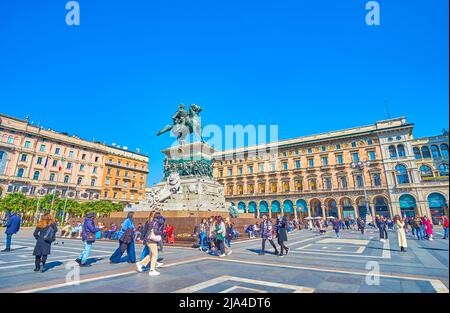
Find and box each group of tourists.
[259,213,290,257]
[197,216,234,257]
[1,209,449,273]
[1,210,167,276]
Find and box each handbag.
[147,228,162,242]
[43,225,56,243]
[86,231,96,243]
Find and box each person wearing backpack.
[110,212,136,264]
[76,212,102,267]
[33,213,58,272]
[136,211,163,276]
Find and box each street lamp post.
[351,160,374,223]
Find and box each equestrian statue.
[157,103,204,145]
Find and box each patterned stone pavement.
[0,226,448,293]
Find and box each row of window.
[217,140,376,165]
[18,155,98,173]
[24,170,98,186]
[5,185,101,199]
[413,144,449,159]
[106,168,145,180]
[419,164,449,178]
[108,158,146,170]
[103,190,142,201]
[225,173,382,195]
[219,151,376,177]
[4,135,102,162]
[104,177,144,189]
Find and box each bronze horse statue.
[157,104,204,144]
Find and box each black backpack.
[43,225,56,243]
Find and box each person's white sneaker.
[219,254,226,257]
[136,261,143,272]
[149,270,160,276]
[156,262,163,268]
[226,250,232,256]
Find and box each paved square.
[0,227,448,293]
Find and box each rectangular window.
[295,160,301,169]
[228,169,233,176]
[259,164,264,173]
[238,167,243,175]
[308,158,314,168]
[351,142,357,148]
[307,148,312,154]
[368,151,376,161]
[24,141,31,148]
[352,153,360,162]
[55,148,60,155]
[325,178,332,190]
[93,166,97,174]
[373,173,381,186]
[52,160,58,167]
[82,154,86,160]
[66,162,72,170]
[337,155,343,165]
[20,154,27,162]
[40,144,46,152]
[282,162,288,170]
[37,157,43,165]
[271,163,276,171]
[80,164,85,171]
[321,146,326,152]
[248,166,253,174]
[356,175,364,187]
[106,178,110,185]
[68,151,74,158]
[321,156,328,166]
[336,144,341,150]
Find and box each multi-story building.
[0,114,148,204]
[212,117,449,223]
[101,146,148,205]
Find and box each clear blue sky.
[0,0,448,185]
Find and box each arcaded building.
[212,118,449,223]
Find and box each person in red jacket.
[442,216,449,239]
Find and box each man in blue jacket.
[2,212,21,252]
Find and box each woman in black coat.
[275,214,290,257]
[33,213,58,272]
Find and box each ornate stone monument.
[129,104,227,213]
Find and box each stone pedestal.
[129,142,228,213]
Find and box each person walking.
[333,218,341,239]
[413,218,422,240]
[377,216,388,242]
[357,217,365,235]
[199,218,208,252]
[136,211,164,276]
[76,212,102,267]
[110,212,136,264]
[259,214,279,255]
[394,215,408,252]
[422,216,434,241]
[215,216,226,257]
[33,213,58,272]
[1,211,21,252]
[275,214,290,257]
[442,216,449,239]
[224,217,233,256]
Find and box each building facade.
[101,146,148,205]
[0,114,148,205]
[212,118,449,223]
